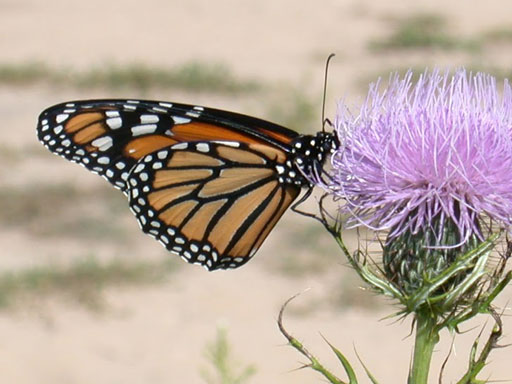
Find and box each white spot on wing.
[172,143,188,150]
[139,173,149,181]
[106,111,120,117]
[213,141,240,147]
[186,111,200,118]
[140,114,160,124]
[159,102,173,108]
[91,136,113,150]
[131,124,157,136]
[106,117,122,129]
[196,143,209,153]
[172,116,191,125]
[56,114,69,123]
[157,151,168,159]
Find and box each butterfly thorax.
[282,132,337,187]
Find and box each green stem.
[410,313,439,384]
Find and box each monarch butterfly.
[37,99,336,270]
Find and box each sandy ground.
[2,1,512,383]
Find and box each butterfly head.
[289,131,338,184]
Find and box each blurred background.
[2,0,512,383]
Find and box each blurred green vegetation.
[0,183,128,240]
[369,14,479,52]
[0,257,179,310]
[482,26,512,43]
[201,327,256,384]
[266,86,319,134]
[0,61,260,94]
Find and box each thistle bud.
[382,213,481,296]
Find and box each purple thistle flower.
[325,69,512,245]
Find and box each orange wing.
[37,99,298,192]
[128,141,300,270]
[36,99,336,271]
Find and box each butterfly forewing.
[128,141,300,270]
[37,100,298,192]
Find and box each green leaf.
[322,335,359,384]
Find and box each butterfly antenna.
[321,53,335,132]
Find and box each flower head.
[326,69,512,245]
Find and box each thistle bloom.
[282,70,512,384]
[327,69,512,245]
[283,69,512,384]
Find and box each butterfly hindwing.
[37,99,299,192]
[127,141,300,270]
